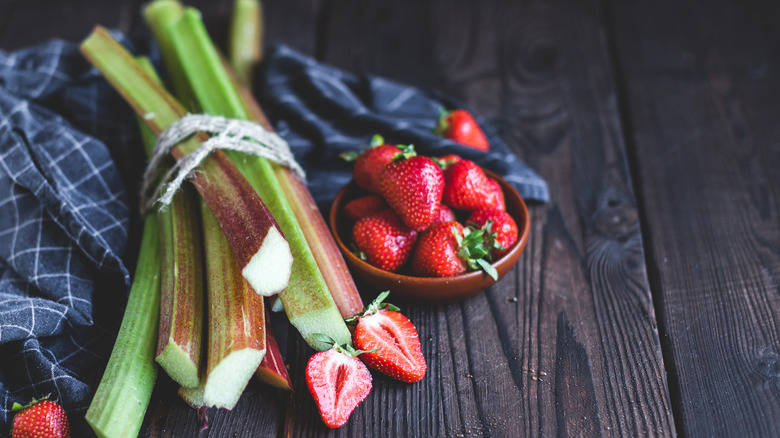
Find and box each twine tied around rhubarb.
[140,114,305,213]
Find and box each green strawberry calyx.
[454,223,499,280]
[338,134,388,162]
[344,291,401,325]
[311,333,378,356]
[11,394,53,412]
[391,144,417,162]
[434,106,452,135]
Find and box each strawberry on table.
[340,134,401,194]
[442,159,505,212]
[352,209,417,272]
[380,145,445,231]
[11,398,70,438]
[467,208,519,257]
[343,195,388,222]
[347,291,427,383]
[305,337,373,429]
[435,108,490,151]
[412,221,498,279]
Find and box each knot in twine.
[140,114,305,213]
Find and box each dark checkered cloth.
[0,36,547,436]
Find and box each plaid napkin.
[0,36,547,436]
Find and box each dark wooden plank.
[283,0,676,436]
[609,0,780,436]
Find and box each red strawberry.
[305,341,373,429]
[347,291,426,383]
[412,221,499,279]
[433,204,457,224]
[435,109,489,151]
[344,195,388,222]
[380,146,445,231]
[442,160,505,211]
[434,154,462,170]
[11,398,70,438]
[466,208,519,257]
[352,210,417,272]
[341,135,401,194]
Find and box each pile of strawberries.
[341,135,519,279]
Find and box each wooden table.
[2,0,778,436]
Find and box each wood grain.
[609,0,780,435]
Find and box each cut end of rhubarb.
[286,305,353,350]
[156,339,200,389]
[242,226,293,296]
[203,348,266,409]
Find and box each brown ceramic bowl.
[328,169,530,303]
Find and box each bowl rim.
[328,169,531,285]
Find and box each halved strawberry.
[466,208,519,257]
[352,210,417,272]
[380,145,445,231]
[435,108,489,151]
[442,160,505,211]
[305,339,373,429]
[347,292,426,383]
[343,195,388,222]
[411,221,498,279]
[340,135,402,194]
[12,397,70,438]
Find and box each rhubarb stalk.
[85,215,160,438]
[179,203,266,409]
[228,0,263,87]
[143,5,352,348]
[80,27,293,297]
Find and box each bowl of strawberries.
[330,137,530,303]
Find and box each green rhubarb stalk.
[228,0,263,87]
[228,58,365,318]
[85,215,160,438]
[144,6,351,349]
[224,0,363,318]
[80,27,293,297]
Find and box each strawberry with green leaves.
[442,159,505,212]
[435,108,489,151]
[380,145,445,231]
[346,291,427,383]
[340,135,401,194]
[411,221,498,279]
[467,208,519,257]
[306,336,374,429]
[352,209,417,272]
[11,397,70,438]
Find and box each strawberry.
[433,204,457,224]
[434,154,462,170]
[343,195,388,222]
[305,337,373,429]
[411,221,498,279]
[352,210,417,272]
[435,108,489,151]
[346,291,427,383]
[379,146,445,231]
[466,208,519,257]
[11,398,70,438]
[442,160,505,212]
[340,135,401,194]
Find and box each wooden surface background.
[1,0,778,436]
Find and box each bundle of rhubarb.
[81,0,425,435]
[342,137,519,279]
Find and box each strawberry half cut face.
[306,348,372,428]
